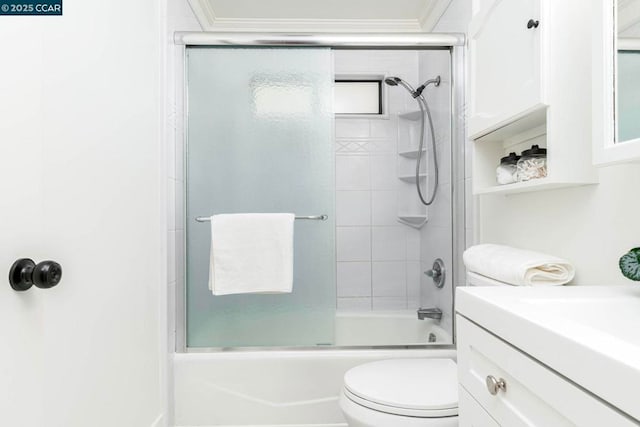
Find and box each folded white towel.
[463,244,575,286]
[208,213,295,295]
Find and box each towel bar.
[195,214,328,222]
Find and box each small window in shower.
[334,80,382,115]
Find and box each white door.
[0,4,165,426]
[0,25,47,426]
[468,0,544,137]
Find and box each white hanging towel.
[463,244,575,286]
[208,213,295,295]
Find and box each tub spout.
[417,307,442,321]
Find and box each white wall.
[334,50,423,311]
[479,164,640,285]
[0,0,169,425]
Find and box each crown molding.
[618,0,640,34]
[418,0,452,31]
[187,0,452,33]
[205,18,423,33]
[187,0,216,30]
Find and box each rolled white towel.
[463,244,575,286]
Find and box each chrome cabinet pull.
[486,375,507,395]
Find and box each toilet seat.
[343,358,458,418]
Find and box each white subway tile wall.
[337,262,372,297]
[336,227,371,262]
[372,261,407,297]
[371,191,397,225]
[334,50,424,311]
[372,227,406,261]
[336,191,371,226]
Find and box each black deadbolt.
[9,258,62,291]
[527,19,540,29]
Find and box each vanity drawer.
[456,315,636,426]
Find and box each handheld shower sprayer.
[384,76,440,98]
[384,75,441,205]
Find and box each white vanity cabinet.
[469,0,598,195]
[456,315,637,427]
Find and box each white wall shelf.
[396,110,428,228]
[399,173,427,183]
[399,149,426,158]
[397,214,428,229]
[398,110,423,121]
[473,178,594,196]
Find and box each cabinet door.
[457,316,637,426]
[459,386,500,427]
[469,0,544,137]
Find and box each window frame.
[334,74,389,119]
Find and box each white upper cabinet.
[469,0,543,137]
[469,0,599,195]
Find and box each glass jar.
[516,145,547,182]
[496,152,520,185]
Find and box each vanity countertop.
[456,285,640,423]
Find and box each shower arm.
[414,76,441,98]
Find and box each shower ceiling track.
[173,31,465,47]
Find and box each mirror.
[593,0,640,165]
[616,0,640,144]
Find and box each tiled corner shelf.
[397,214,428,228]
[398,173,427,183]
[396,110,428,229]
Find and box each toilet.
[340,272,504,426]
[339,358,458,426]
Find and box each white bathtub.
[174,312,454,427]
[335,311,451,346]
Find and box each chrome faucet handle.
[424,258,445,288]
[424,269,438,277]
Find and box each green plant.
[619,248,640,281]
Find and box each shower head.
[384,76,420,98]
[384,77,401,86]
[384,75,440,99]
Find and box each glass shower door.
[186,47,335,348]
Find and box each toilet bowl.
[339,358,458,427]
[340,272,504,426]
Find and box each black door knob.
[527,19,540,29]
[9,258,62,291]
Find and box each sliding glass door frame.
[174,33,466,352]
